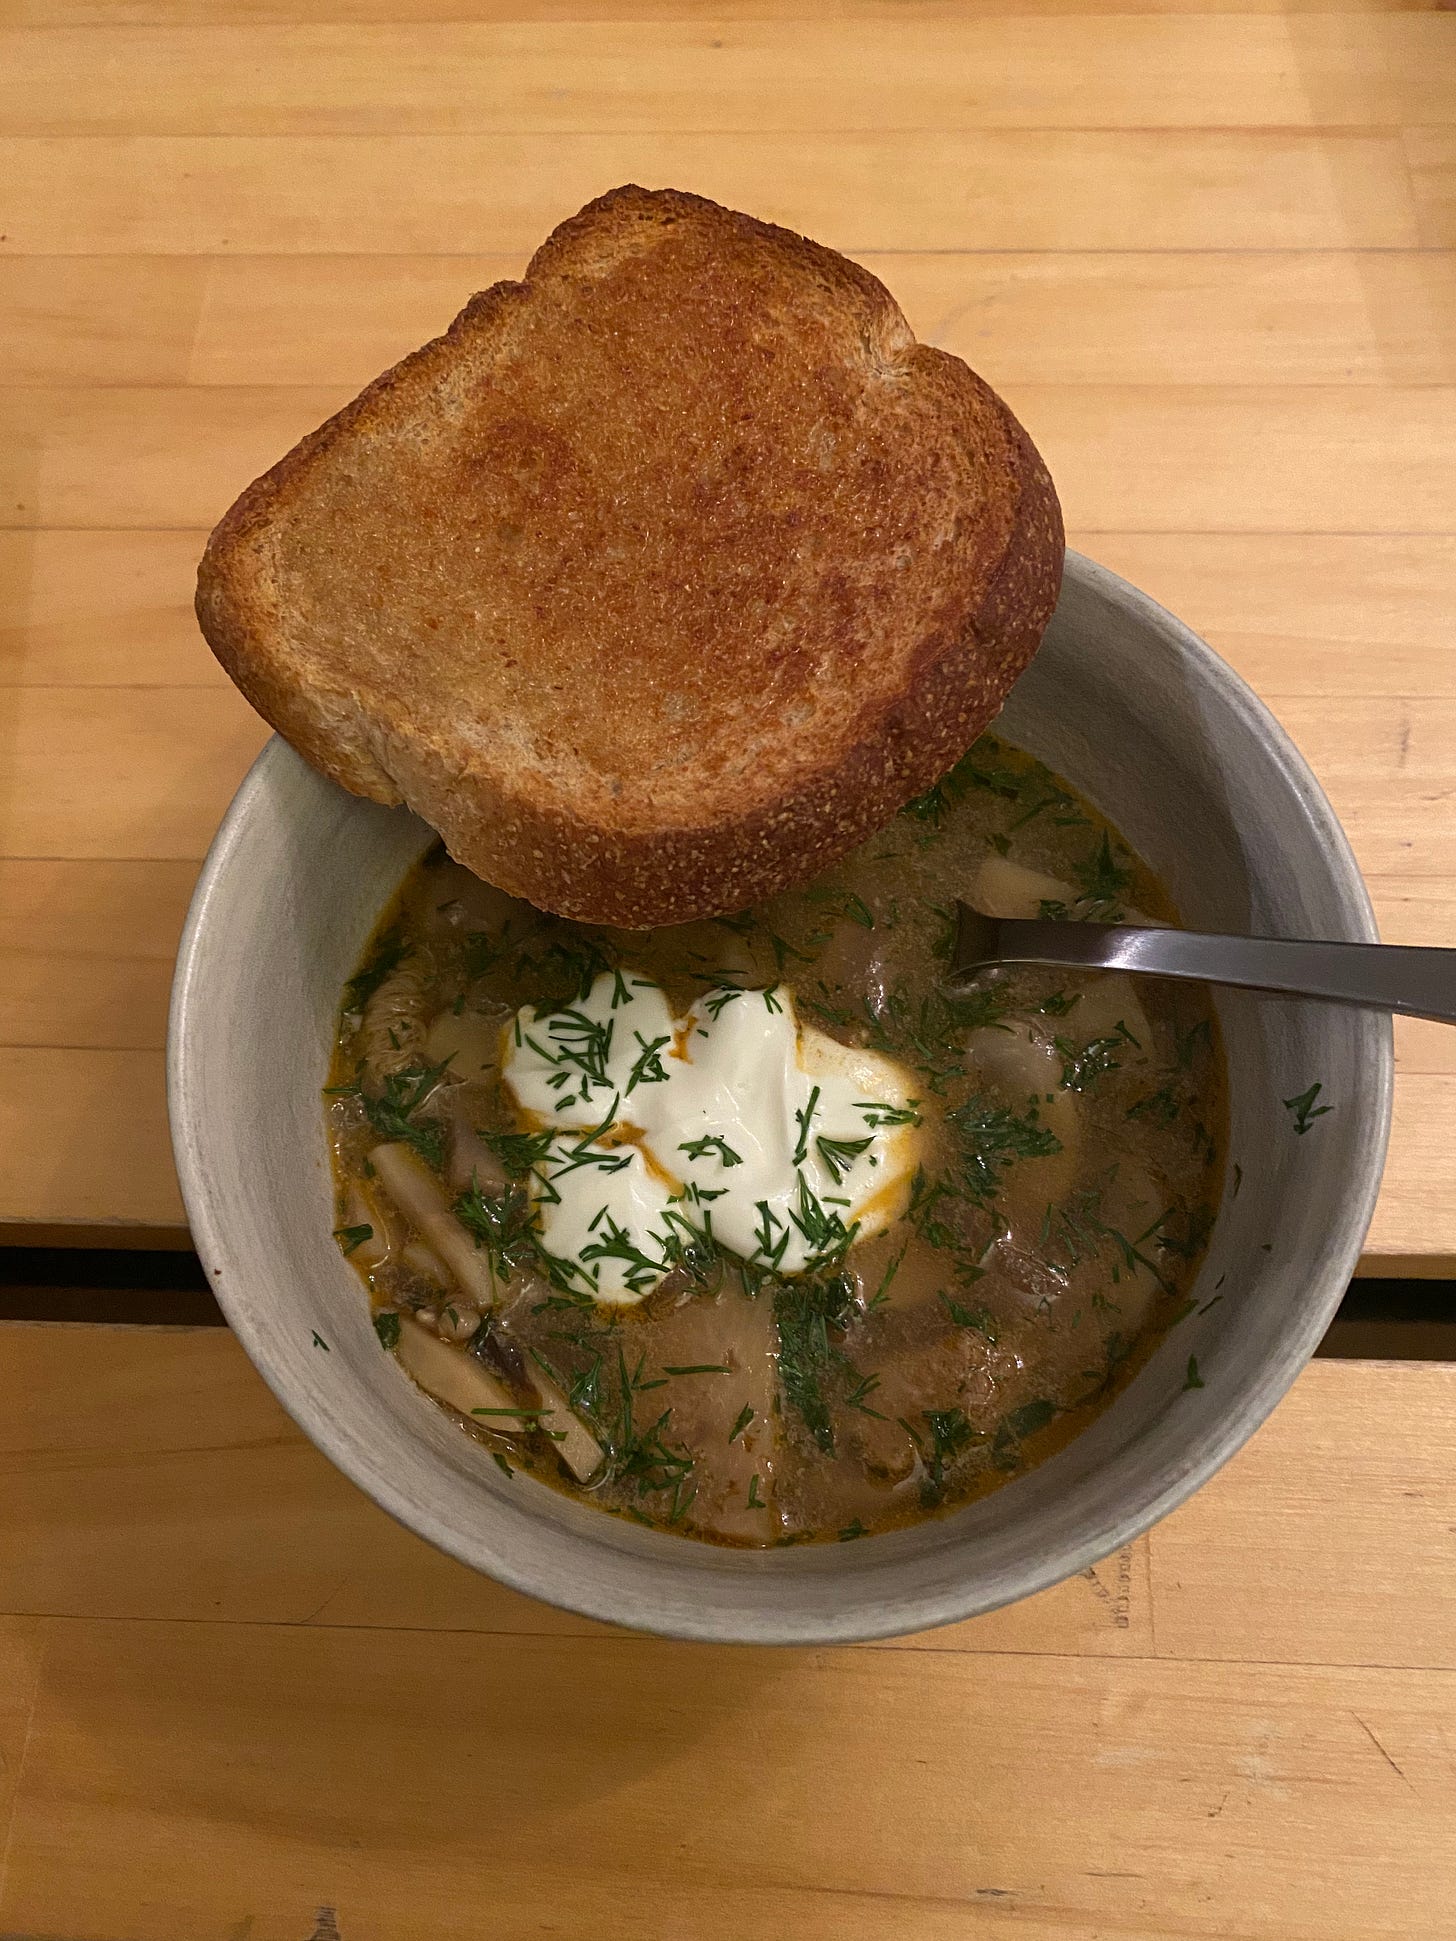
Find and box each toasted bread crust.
[198,186,1063,926]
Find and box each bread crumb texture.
[196,185,1064,925]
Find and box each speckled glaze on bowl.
[168,551,1392,1644]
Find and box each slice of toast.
[197,186,1063,927]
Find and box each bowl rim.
[169,549,1394,1642]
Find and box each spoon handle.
[981,921,1456,1025]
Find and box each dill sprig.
[946,1092,1062,1204]
[453,1175,540,1283]
[773,1270,856,1452]
[356,1059,453,1168]
[816,1132,873,1185]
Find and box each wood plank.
[8,250,1455,389]
[0,1615,46,1891]
[6,384,1453,534]
[0,1322,1152,1657]
[1155,1360,1456,1671]
[0,859,196,1049]
[1017,385,1456,536]
[0,686,267,859]
[0,529,218,686]
[1407,126,1456,248]
[2,1616,1452,1940]
[0,0,1437,22]
[0,130,1418,254]
[2,17,1452,135]
[0,255,211,386]
[0,1046,183,1228]
[1367,1073,1456,1264]
[0,385,352,532]
[3,1332,1450,1670]
[1079,534,1456,698]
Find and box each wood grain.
[0,0,1439,21]
[0,1046,184,1228]
[0,860,195,1049]
[1016,386,1456,535]
[0,1330,1446,1666]
[0,529,218,686]
[6,1622,1451,1941]
[0,130,1420,254]
[0,1336,1452,1940]
[0,686,267,859]
[2,17,1451,135]
[6,384,1451,535]
[1407,127,1456,248]
[8,251,1455,389]
[0,385,353,532]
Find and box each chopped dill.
[774,1270,856,1451]
[939,1292,998,1342]
[947,1092,1062,1203]
[626,1030,672,1092]
[679,1133,743,1167]
[344,927,409,1009]
[1283,1082,1332,1136]
[816,1132,873,1185]
[356,1059,453,1167]
[792,1085,821,1166]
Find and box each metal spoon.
[950,904,1456,1025]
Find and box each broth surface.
[326,735,1225,1545]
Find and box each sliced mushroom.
[972,853,1079,921]
[400,1240,451,1287]
[971,852,1153,926]
[425,1005,506,1084]
[360,946,434,1080]
[524,1361,605,1484]
[1063,972,1154,1059]
[394,1313,537,1432]
[966,1023,1081,1221]
[337,1185,396,1272]
[369,1140,498,1307]
[443,1084,510,1196]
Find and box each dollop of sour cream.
[501,973,921,1304]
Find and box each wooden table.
[2,4,1454,1934]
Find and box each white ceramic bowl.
[169,551,1392,1643]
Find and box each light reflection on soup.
[326,735,1225,1545]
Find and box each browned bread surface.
[197,186,1064,926]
